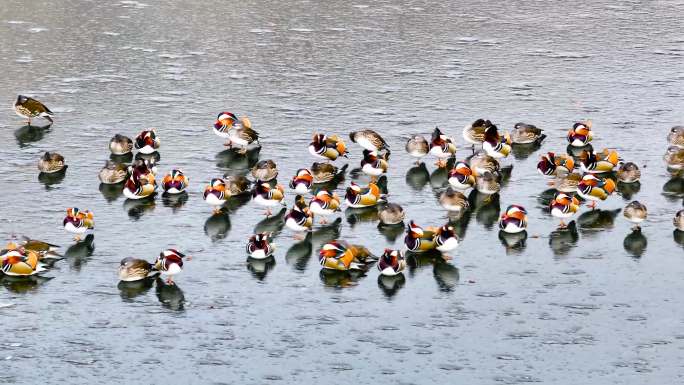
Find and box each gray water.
[1,1,684,384]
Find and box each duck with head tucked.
[577,174,616,209]
[405,134,429,165]
[109,134,134,155]
[63,208,94,240]
[289,168,314,195]
[349,129,389,152]
[579,148,619,174]
[567,120,593,147]
[448,161,476,190]
[309,190,341,224]
[667,125,684,148]
[499,205,528,234]
[154,248,190,285]
[623,201,647,231]
[38,152,66,174]
[1,242,44,276]
[482,123,511,159]
[318,241,376,271]
[99,161,128,184]
[429,127,457,168]
[123,167,156,200]
[550,192,580,228]
[285,195,314,238]
[462,118,489,149]
[246,233,275,260]
[537,152,575,177]
[360,149,389,180]
[203,178,228,213]
[134,129,160,154]
[309,133,348,161]
[251,160,278,182]
[511,122,545,145]
[378,249,406,276]
[213,111,251,146]
[118,257,159,282]
[252,181,285,216]
[616,162,641,184]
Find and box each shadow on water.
[345,206,379,228]
[117,278,155,300]
[162,191,188,212]
[285,232,313,272]
[537,188,557,208]
[433,260,460,292]
[99,182,125,202]
[577,209,621,236]
[617,181,641,200]
[246,256,276,281]
[215,146,261,173]
[405,163,430,191]
[204,211,231,242]
[662,177,684,199]
[624,229,648,258]
[377,222,405,243]
[124,196,157,220]
[38,169,67,189]
[14,124,52,147]
[0,275,53,294]
[155,278,185,311]
[254,207,286,235]
[377,274,405,298]
[498,230,528,254]
[549,221,579,257]
[319,269,366,289]
[65,234,95,271]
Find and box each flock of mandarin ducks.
[3,95,684,285]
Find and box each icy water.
[1,1,684,384]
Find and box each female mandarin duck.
[118,257,159,282]
[162,169,189,194]
[134,129,160,154]
[63,208,94,240]
[203,178,228,213]
[439,188,469,215]
[405,134,429,165]
[554,172,583,193]
[109,134,134,155]
[674,210,684,231]
[14,95,53,125]
[1,243,44,276]
[246,233,275,260]
[623,201,647,231]
[38,152,66,174]
[616,162,641,183]
[378,203,405,225]
[318,241,376,271]
[448,161,476,190]
[99,161,128,184]
[154,248,190,285]
[469,151,500,175]
[349,129,389,152]
[474,171,500,195]
[462,119,489,149]
[345,182,384,208]
[511,122,545,145]
[482,123,512,159]
[579,149,619,174]
[309,189,341,224]
[251,160,278,182]
[567,120,593,147]
[499,205,528,234]
[378,249,406,276]
[285,195,314,237]
[577,174,616,209]
[404,221,437,253]
[309,133,348,161]
[664,146,684,176]
[252,181,285,216]
[550,192,580,228]
[429,127,457,168]
[537,152,575,176]
[668,126,684,148]
[289,168,314,194]
[360,149,389,179]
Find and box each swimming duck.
[318,240,376,271]
[154,249,189,285]
[134,129,160,154]
[309,190,341,224]
[203,178,228,213]
[577,174,616,209]
[309,133,348,161]
[668,126,684,148]
[349,129,389,152]
[499,205,528,234]
[429,127,457,168]
[289,168,314,194]
[37,152,66,173]
[360,149,389,178]
[462,119,489,148]
[20,237,61,259]
[475,171,500,195]
[550,192,580,228]
[579,149,619,174]
[252,181,285,216]
[311,162,346,184]
[405,134,429,164]
[448,161,476,190]
[162,169,189,194]
[469,152,500,176]
[213,111,251,146]
[1,243,43,276]
[434,224,459,258]
[567,120,593,147]
[285,195,314,235]
[623,201,647,230]
[63,208,94,240]
[98,161,128,184]
[223,175,252,196]
[14,95,53,125]
[664,146,684,176]
[439,188,470,214]
[123,171,156,200]
[109,134,134,155]
[378,203,405,225]
[553,172,583,193]
[251,159,278,182]
[404,221,437,253]
[345,182,384,208]
[246,233,275,260]
[377,249,406,276]
[118,257,159,282]
[537,152,575,176]
[674,210,684,231]
[511,122,546,145]
[616,162,641,183]
[482,123,512,159]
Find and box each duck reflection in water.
[511,141,543,161]
[549,221,579,257]
[429,165,450,189]
[674,229,684,247]
[617,181,641,200]
[65,234,95,271]
[285,232,312,271]
[433,259,460,292]
[311,218,342,249]
[0,275,52,294]
[162,191,188,212]
[345,206,379,228]
[319,269,366,289]
[662,177,684,198]
[623,229,647,258]
[134,151,160,164]
[14,124,51,147]
[498,230,528,254]
[124,196,156,220]
[38,168,66,190]
[468,190,501,229]
[110,152,133,164]
[254,207,287,235]
[405,163,430,191]
[156,278,185,311]
[99,182,124,202]
[377,274,406,298]
[246,256,276,280]
[215,146,261,172]
[204,210,231,242]
[577,208,621,236]
[118,278,155,300]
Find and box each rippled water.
[1,1,684,384]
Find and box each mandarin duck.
[252,181,285,216]
[434,224,459,259]
[134,129,160,154]
[289,168,314,194]
[577,174,616,209]
[567,120,593,147]
[429,127,457,168]
[285,195,314,237]
[439,188,469,215]
[109,134,134,155]
[674,210,684,231]
[623,201,647,231]
[537,152,575,176]
[309,189,341,224]
[360,149,389,179]
[98,161,128,184]
[309,133,348,161]
[162,169,189,194]
[1,243,44,276]
[203,178,228,213]
[251,159,278,182]
[63,208,94,240]
[246,233,275,260]
[349,129,389,152]
[404,221,437,253]
[550,192,580,228]
[378,203,405,225]
[37,151,66,174]
[668,126,684,148]
[377,249,406,276]
[664,146,684,176]
[579,149,619,174]
[154,248,189,285]
[318,241,376,271]
[499,205,528,234]
[448,161,476,190]
[616,162,641,183]
[405,134,429,164]
[118,257,159,282]
[511,122,545,145]
[213,111,251,145]
[345,182,385,208]
[462,118,489,149]
[14,95,53,125]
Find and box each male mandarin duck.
[511,122,546,145]
[213,111,251,145]
[38,152,66,174]
[345,182,385,208]
[623,201,647,231]
[462,118,489,148]
[285,195,314,236]
[579,149,619,174]
[550,192,580,228]
[109,134,134,155]
[98,161,128,184]
[668,125,684,148]
[252,181,285,216]
[439,188,469,214]
[360,149,389,179]
[616,162,641,183]
[577,174,616,209]
[63,208,94,240]
[14,95,53,125]
[318,241,376,271]
[162,169,189,194]
[134,129,160,154]
[499,205,528,234]
[154,248,190,285]
[246,233,275,260]
[203,178,228,213]
[404,221,437,253]
[482,123,512,159]
[1,243,44,276]
[251,160,278,182]
[289,168,314,194]
[434,224,459,258]
[429,127,457,168]
[309,190,341,224]
[349,129,389,152]
[448,161,476,190]
[123,171,156,200]
[378,203,405,225]
[567,120,593,147]
[537,152,575,176]
[405,134,429,164]
[309,133,348,161]
[118,257,159,282]
[378,249,406,276]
